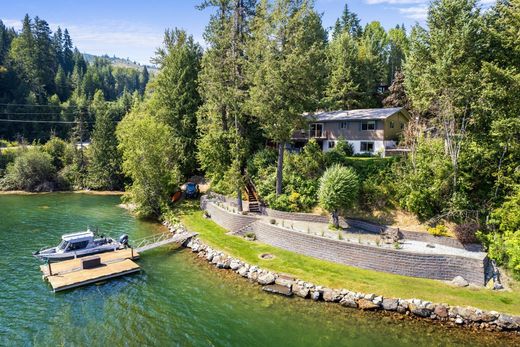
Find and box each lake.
[0,193,512,346]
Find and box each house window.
[400,122,405,130]
[361,120,376,130]
[360,141,374,152]
[390,121,395,129]
[309,123,323,138]
[328,141,335,149]
[339,121,348,129]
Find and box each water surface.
[0,193,515,346]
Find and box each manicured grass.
[176,201,520,315]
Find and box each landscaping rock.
[230,259,241,271]
[263,284,292,296]
[293,284,309,298]
[237,266,249,277]
[323,289,342,302]
[434,305,449,319]
[340,297,358,308]
[311,290,320,301]
[373,296,383,306]
[382,298,399,311]
[257,272,276,285]
[409,304,432,318]
[358,299,379,310]
[450,276,469,287]
[275,275,294,288]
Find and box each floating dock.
[41,248,140,292]
[40,232,197,292]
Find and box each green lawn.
[176,201,520,315]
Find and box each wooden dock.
[41,249,140,292]
[40,232,197,292]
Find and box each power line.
[0,112,82,115]
[0,103,80,108]
[0,119,93,124]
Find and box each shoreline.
[0,190,124,196]
[162,218,520,334]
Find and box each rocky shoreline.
[162,221,520,333]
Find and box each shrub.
[453,222,479,244]
[42,136,68,170]
[269,218,276,224]
[244,232,256,240]
[319,164,359,228]
[0,149,58,191]
[427,225,449,237]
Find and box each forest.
[0,0,519,277]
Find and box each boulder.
[262,284,292,296]
[237,266,249,277]
[434,305,449,319]
[382,298,399,311]
[450,276,469,287]
[293,284,309,298]
[372,296,383,306]
[409,304,432,318]
[323,289,342,302]
[340,297,358,308]
[496,314,516,329]
[275,275,294,288]
[257,272,276,285]
[311,290,320,301]
[230,259,242,271]
[358,299,379,310]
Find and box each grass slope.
[177,201,520,315]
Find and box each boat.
[33,229,129,261]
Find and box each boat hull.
[34,244,124,262]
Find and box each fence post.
[48,261,52,276]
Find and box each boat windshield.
[57,240,68,251]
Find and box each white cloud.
[1,18,23,30]
[399,6,428,20]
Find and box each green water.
[0,194,514,346]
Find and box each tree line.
[0,14,149,140]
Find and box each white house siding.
[323,140,396,157]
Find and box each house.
[291,107,410,156]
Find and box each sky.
[1,0,494,65]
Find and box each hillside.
[83,53,158,74]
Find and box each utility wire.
[0,103,80,108]
[0,119,94,124]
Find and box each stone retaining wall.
[203,199,257,233]
[251,221,487,285]
[202,200,487,284]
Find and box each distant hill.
[83,53,158,74]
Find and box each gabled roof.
[307,107,406,122]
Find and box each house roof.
[307,107,405,122]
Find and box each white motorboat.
[33,229,129,261]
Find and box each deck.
[40,232,197,292]
[41,248,140,292]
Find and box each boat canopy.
[61,231,94,243]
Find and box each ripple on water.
[0,193,518,346]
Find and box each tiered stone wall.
[202,200,487,284]
[203,199,257,233]
[251,221,487,285]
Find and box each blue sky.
[1,0,492,65]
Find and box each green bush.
[319,164,359,228]
[0,149,59,191]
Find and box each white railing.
[130,232,173,250]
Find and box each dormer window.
[361,120,376,130]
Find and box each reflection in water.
[0,193,516,346]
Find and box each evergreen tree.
[323,30,360,110]
[87,90,123,190]
[383,71,409,108]
[139,65,149,94]
[332,3,362,38]
[387,24,408,84]
[33,17,57,96]
[248,0,327,196]
[52,27,63,68]
[149,28,202,178]
[62,29,74,74]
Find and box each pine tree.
[87,90,123,190]
[139,65,149,94]
[54,65,69,101]
[387,24,408,84]
[332,3,362,38]
[323,30,360,110]
[383,71,409,108]
[62,29,74,74]
[33,17,57,97]
[248,0,327,196]
[149,28,202,178]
